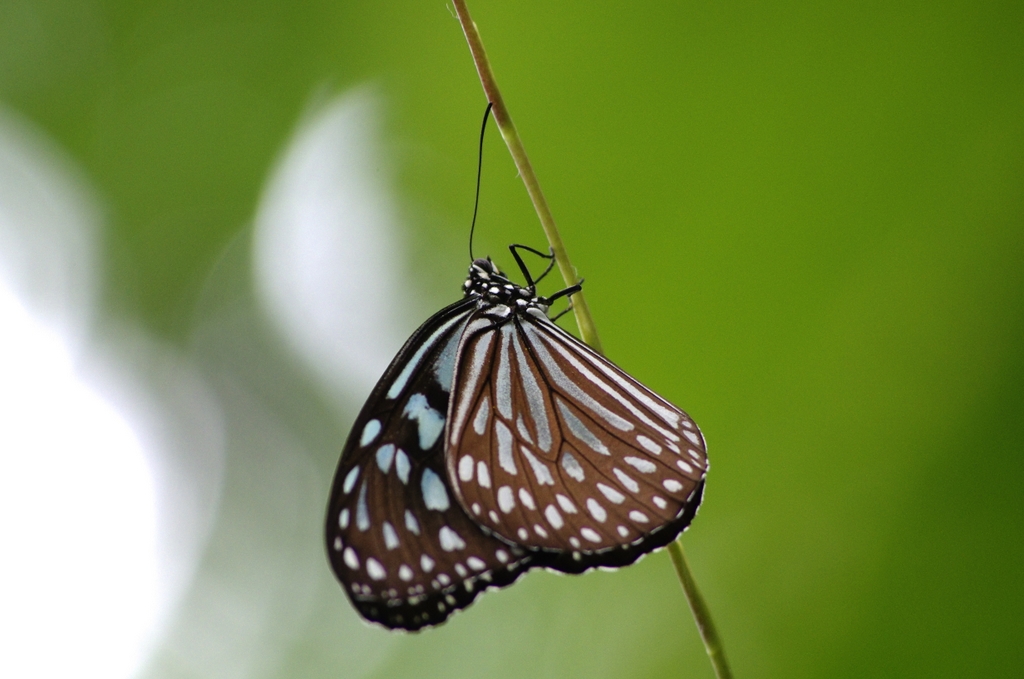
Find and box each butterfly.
[325,245,707,630]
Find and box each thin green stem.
[669,541,733,679]
[451,3,732,677]
[452,0,602,354]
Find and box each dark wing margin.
[445,308,707,573]
[325,298,535,631]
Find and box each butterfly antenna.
[469,102,494,261]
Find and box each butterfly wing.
[445,308,707,572]
[325,298,534,631]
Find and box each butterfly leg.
[509,244,556,288]
[549,299,575,323]
[541,279,583,306]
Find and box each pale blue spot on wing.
[420,468,450,511]
[395,449,410,484]
[356,480,370,530]
[432,330,462,393]
[403,393,445,450]
[342,465,360,494]
[376,444,395,473]
[360,420,381,447]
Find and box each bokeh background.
[1,1,1021,678]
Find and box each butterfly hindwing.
[325,298,534,631]
[445,307,707,571]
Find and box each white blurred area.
[0,107,225,678]
[0,86,406,679]
[254,87,409,403]
[128,88,404,678]
[0,285,157,679]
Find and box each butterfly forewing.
[445,307,707,569]
[326,298,534,631]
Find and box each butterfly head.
[463,257,541,309]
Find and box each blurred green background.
[2,0,1022,677]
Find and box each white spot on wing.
[663,479,683,492]
[677,460,694,474]
[581,527,602,543]
[458,455,474,482]
[518,488,536,510]
[613,468,640,493]
[399,565,414,582]
[366,558,386,580]
[684,430,702,446]
[338,508,349,528]
[624,456,657,474]
[586,498,608,522]
[520,447,555,485]
[420,554,435,572]
[597,483,626,504]
[477,460,491,488]
[421,468,450,511]
[495,549,509,563]
[467,557,486,571]
[652,495,667,509]
[545,505,564,529]
[629,510,650,523]
[439,526,466,551]
[636,435,662,455]
[343,547,359,569]
[556,494,577,513]
[561,450,585,481]
[497,486,515,513]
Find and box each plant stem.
[668,541,733,679]
[452,3,731,678]
[451,0,602,354]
